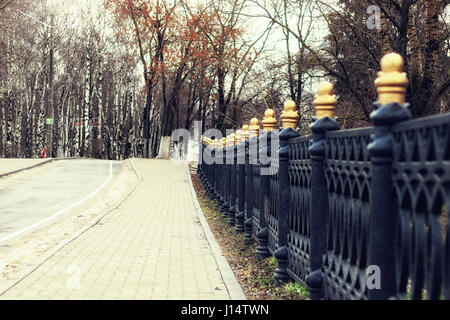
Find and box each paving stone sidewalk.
[0,159,243,300]
[0,159,51,176]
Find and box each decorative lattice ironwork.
[321,128,372,300]
[287,135,312,285]
[267,159,280,256]
[198,110,450,300]
[252,161,261,235]
[392,113,450,300]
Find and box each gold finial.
[226,134,236,147]
[240,125,250,141]
[314,81,337,119]
[281,100,299,129]
[203,137,210,145]
[221,137,227,148]
[235,130,242,144]
[375,53,408,105]
[249,118,260,137]
[262,109,277,132]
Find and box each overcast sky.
[45,0,328,51]
[44,0,330,95]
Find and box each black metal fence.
[197,55,449,300]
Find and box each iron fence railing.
[287,135,312,287]
[198,109,450,300]
[321,127,372,300]
[197,53,449,300]
[391,113,450,300]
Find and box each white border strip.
[0,158,55,179]
[0,161,113,244]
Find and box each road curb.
[0,158,56,179]
[0,157,100,180]
[128,157,142,181]
[0,158,142,297]
[185,164,247,301]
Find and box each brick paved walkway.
[0,159,243,300]
[0,159,51,176]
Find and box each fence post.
[225,135,233,219]
[367,53,411,300]
[203,137,214,197]
[213,139,221,201]
[214,139,222,203]
[219,138,228,215]
[236,126,248,233]
[250,118,269,259]
[274,101,300,284]
[305,82,339,299]
[202,140,210,195]
[198,137,202,176]
[244,118,259,243]
[198,136,204,176]
[256,109,277,259]
[206,140,216,199]
[228,134,237,226]
[199,138,204,181]
[243,125,254,244]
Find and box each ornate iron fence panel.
[287,135,312,285]
[391,113,450,300]
[321,128,372,300]
[199,109,449,300]
[245,158,255,242]
[252,161,261,235]
[267,159,280,256]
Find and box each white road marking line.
[0,161,113,244]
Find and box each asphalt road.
[0,159,123,243]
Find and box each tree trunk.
[379,12,391,55]
[156,136,171,159]
[424,0,439,78]
[407,7,422,73]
